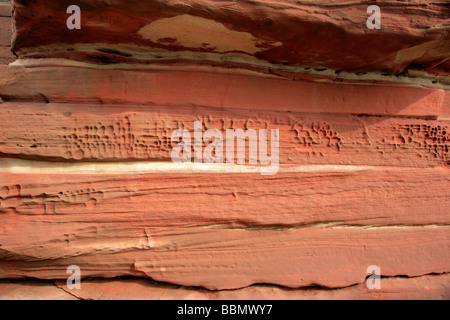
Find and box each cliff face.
[0,1,13,65]
[10,0,450,76]
[0,0,449,300]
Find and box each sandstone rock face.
[0,1,14,65]
[0,0,449,300]
[1,273,450,300]
[10,0,450,76]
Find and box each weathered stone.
[0,0,448,300]
[11,0,450,75]
[0,102,448,166]
[0,66,446,117]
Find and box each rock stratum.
[9,0,450,76]
[0,0,449,300]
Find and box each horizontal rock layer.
[0,168,449,227]
[10,0,450,75]
[1,273,449,300]
[0,66,448,118]
[0,168,449,289]
[1,216,448,290]
[0,103,449,166]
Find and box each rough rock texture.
[0,0,449,299]
[0,103,449,166]
[1,273,450,300]
[0,1,15,65]
[10,0,450,76]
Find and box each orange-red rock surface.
[0,102,449,165]
[0,66,448,117]
[1,273,450,300]
[0,0,449,300]
[10,0,450,76]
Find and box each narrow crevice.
[201,222,450,231]
[378,271,450,281]
[2,271,448,297]
[52,280,83,300]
